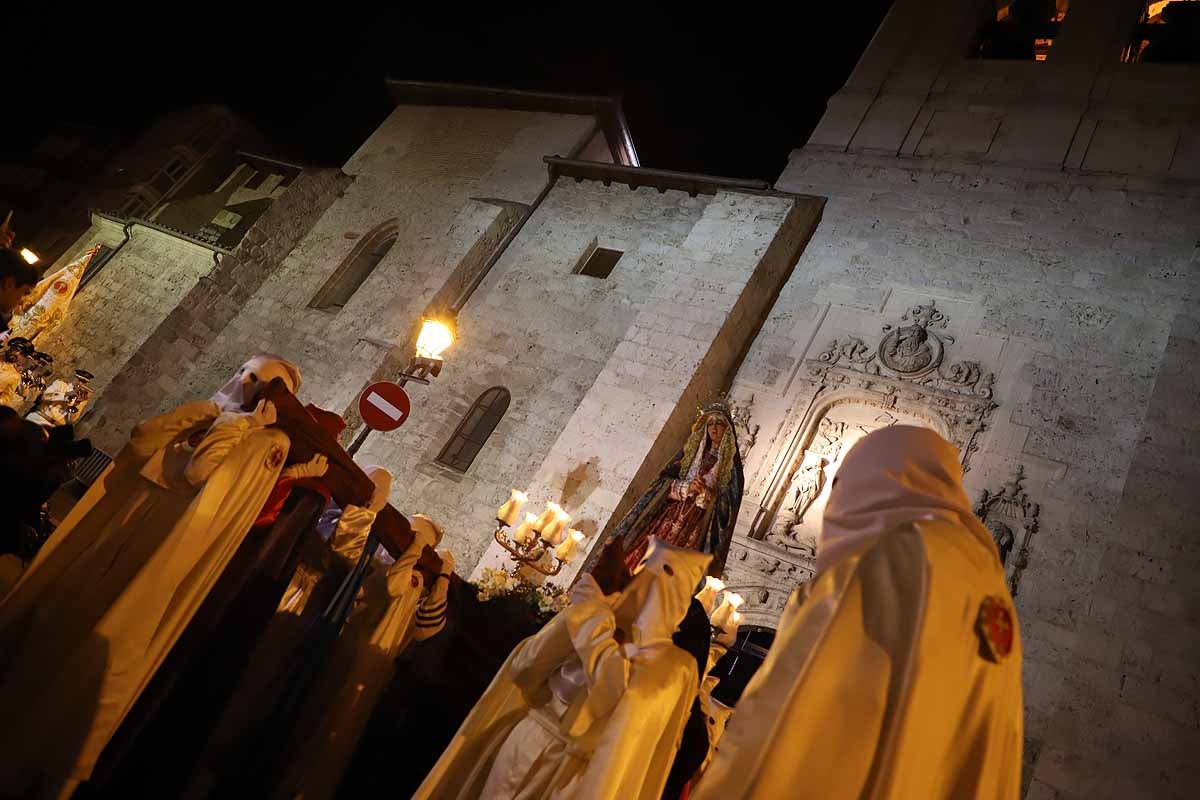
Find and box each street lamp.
[346,314,456,455]
[415,317,454,362]
[19,248,39,265]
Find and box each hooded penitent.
[586,404,744,579]
[416,537,710,800]
[691,426,1023,800]
[0,355,298,799]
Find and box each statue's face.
[707,416,728,447]
[235,366,266,410]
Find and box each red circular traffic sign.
[358,381,411,432]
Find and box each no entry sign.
[358,381,411,432]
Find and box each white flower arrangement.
[474,567,570,620]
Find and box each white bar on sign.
[367,392,405,421]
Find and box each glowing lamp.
[711,591,745,630]
[695,575,726,615]
[555,529,585,561]
[19,248,39,265]
[541,508,571,545]
[415,317,454,360]
[511,513,538,545]
[497,489,528,526]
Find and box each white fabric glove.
[282,453,328,480]
[437,549,456,578]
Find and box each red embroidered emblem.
[411,575,420,589]
[53,280,69,294]
[267,447,285,470]
[976,595,1015,663]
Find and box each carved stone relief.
[975,465,1040,597]
[744,300,999,577]
[729,392,760,455]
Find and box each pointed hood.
[612,537,711,648]
[819,424,995,571]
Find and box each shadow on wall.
[558,457,601,539]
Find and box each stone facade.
[33,22,1199,795]
[33,214,219,403]
[720,1,1200,796]
[466,178,820,576]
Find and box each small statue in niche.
[729,394,760,455]
[786,455,826,526]
[987,520,1015,568]
[812,417,846,461]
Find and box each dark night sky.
[2,0,893,181]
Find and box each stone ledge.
[545,157,819,202]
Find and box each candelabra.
[492,491,585,580]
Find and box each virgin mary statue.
[593,402,744,577]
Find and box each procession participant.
[272,511,456,800]
[692,426,1024,800]
[417,537,711,800]
[0,354,301,799]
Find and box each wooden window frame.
[435,387,511,473]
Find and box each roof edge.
[93,210,231,254]
[544,157,818,201]
[385,79,639,166]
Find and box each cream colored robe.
[414,588,630,800]
[417,537,709,800]
[0,401,288,798]
[271,512,449,800]
[691,519,1024,800]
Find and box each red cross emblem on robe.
[976,595,1014,663]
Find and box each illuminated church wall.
[723,1,1200,795]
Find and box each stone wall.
[78,167,351,452]
[34,215,216,406]
[724,147,1200,798]
[460,181,821,578]
[813,0,1200,177]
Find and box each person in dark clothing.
[662,599,713,800]
[0,248,38,336]
[0,406,92,562]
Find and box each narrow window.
[576,246,623,279]
[436,387,510,473]
[1123,1,1200,63]
[309,220,399,311]
[969,0,1069,61]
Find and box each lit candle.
[555,529,585,561]
[695,575,726,615]
[496,489,528,527]
[711,592,744,630]
[532,502,562,535]
[511,513,538,545]
[542,510,572,545]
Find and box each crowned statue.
[589,401,745,578]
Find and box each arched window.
[309,220,398,311]
[436,387,510,473]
